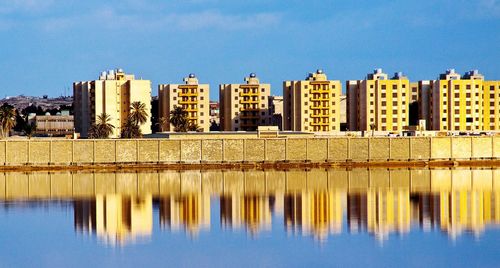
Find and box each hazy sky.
[0,0,499,100]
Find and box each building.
[268,95,283,130]
[33,111,74,136]
[220,194,272,235]
[73,69,152,138]
[347,69,410,132]
[219,73,271,131]
[158,74,210,132]
[426,69,500,131]
[283,70,342,132]
[209,101,220,127]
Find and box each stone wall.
[0,136,498,166]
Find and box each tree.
[156,117,168,132]
[130,101,148,126]
[169,106,188,131]
[0,104,16,138]
[23,121,37,139]
[370,123,376,137]
[121,117,142,138]
[94,113,115,138]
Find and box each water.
[0,168,499,267]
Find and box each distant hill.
[0,95,73,112]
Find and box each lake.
[0,168,499,267]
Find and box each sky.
[0,0,499,100]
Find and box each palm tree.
[170,106,189,132]
[121,117,142,138]
[187,121,201,132]
[130,101,148,126]
[95,113,115,138]
[156,117,168,132]
[370,123,376,137]
[0,105,16,138]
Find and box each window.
[382,101,386,106]
[455,85,460,90]
[173,97,177,100]
[393,93,397,98]
[305,110,308,114]
[261,88,265,92]
[173,89,177,93]
[381,93,386,98]
[235,96,238,100]
[200,104,204,108]
[200,120,204,124]
[466,118,473,123]
[454,101,460,106]
[370,85,374,89]
[382,118,387,123]
[200,89,204,93]
[382,85,386,89]
[261,112,265,115]
[234,112,238,116]
[466,85,471,89]
[234,104,238,108]
[261,104,265,108]
[200,97,204,100]
[200,112,204,116]
[235,120,239,123]
[304,93,308,97]
[304,102,308,105]
[305,118,308,122]
[393,85,397,90]
[455,118,460,123]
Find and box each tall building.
[158,74,210,132]
[268,95,283,130]
[347,69,410,132]
[219,73,271,131]
[283,70,342,132]
[73,69,152,138]
[426,69,500,131]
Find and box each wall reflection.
[1,168,500,244]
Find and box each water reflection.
[1,168,500,245]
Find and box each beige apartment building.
[219,73,271,131]
[347,69,410,132]
[73,69,152,138]
[283,70,341,132]
[268,95,283,130]
[158,74,210,132]
[425,69,500,131]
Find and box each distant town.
[0,68,499,139]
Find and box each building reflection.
[413,190,500,238]
[3,168,500,244]
[220,194,272,235]
[284,191,344,241]
[74,194,152,246]
[158,193,211,237]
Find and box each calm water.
[0,168,499,267]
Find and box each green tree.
[0,104,16,138]
[95,113,115,138]
[169,106,188,132]
[156,117,168,132]
[23,121,37,139]
[121,117,142,138]
[130,101,148,126]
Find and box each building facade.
[73,69,152,138]
[347,69,410,132]
[34,114,74,136]
[158,74,210,132]
[268,95,283,130]
[219,74,271,131]
[283,70,341,132]
[426,69,500,131]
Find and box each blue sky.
[0,0,499,100]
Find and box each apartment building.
[158,74,210,132]
[426,69,500,131]
[73,69,152,138]
[219,73,271,131]
[347,69,410,132]
[268,95,283,130]
[283,70,341,132]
